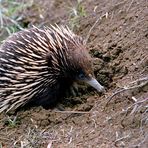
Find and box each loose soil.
[0,0,148,147]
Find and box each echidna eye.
[78,73,85,80]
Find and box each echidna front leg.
[66,82,78,97]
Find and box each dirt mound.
[0,0,147,147]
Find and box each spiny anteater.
[0,25,104,113]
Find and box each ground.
[0,0,148,147]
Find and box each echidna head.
[64,40,104,92]
[46,25,105,92]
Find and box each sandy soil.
[0,0,148,147]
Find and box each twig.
[105,77,148,106]
[140,109,148,135]
[47,141,53,148]
[53,110,90,114]
[120,98,148,126]
[126,0,135,12]
[0,5,3,28]
[131,134,148,147]
[115,134,131,146]
[3,15,24,30]
[84,12,108,45]
[128,76,148,85]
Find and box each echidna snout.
[0,25,104,113]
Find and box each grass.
[0,0,33,41]
[4,116,19,128]
[68,0,86,30]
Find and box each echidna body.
[0,25,104,113]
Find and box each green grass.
[4,116,19,128]
[0,0,33,41]
[68,0,86,30]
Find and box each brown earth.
[0,0,148,147]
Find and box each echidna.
[0,25,104,113]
